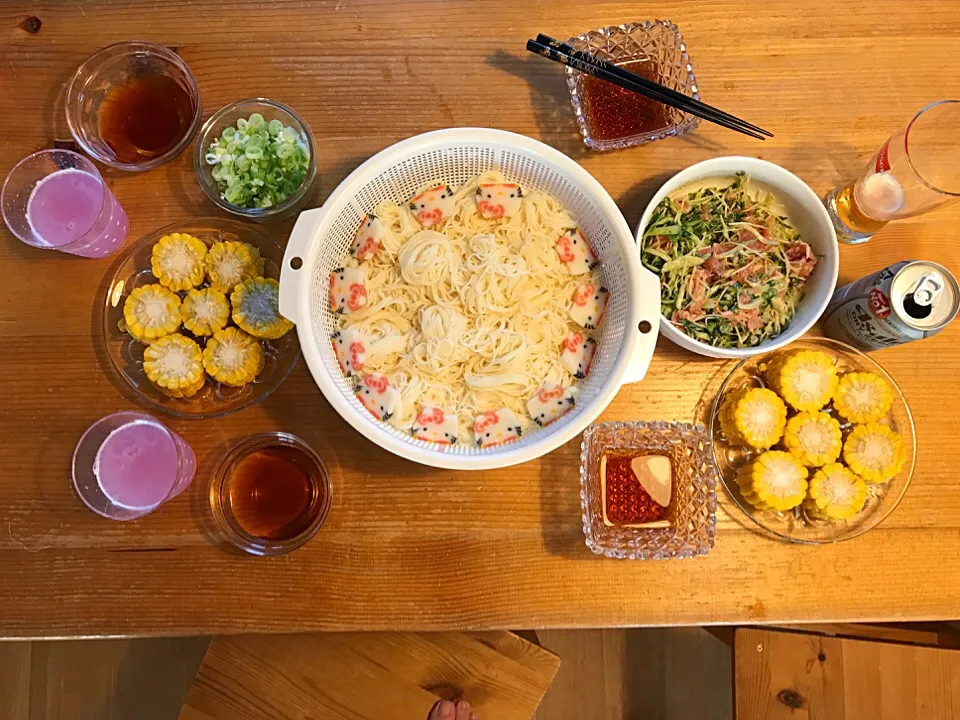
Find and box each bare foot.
[428,699,479,720]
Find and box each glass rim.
[65,40,202,172]
[903,99,960,197]
[1,148,109,250]
[71,411,190,516]
[193,97,318,220]
[209,431,332,556]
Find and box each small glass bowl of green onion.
[194,98,317,223]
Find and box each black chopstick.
[526,37,770,141]
[537,34,772,139]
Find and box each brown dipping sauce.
[98,74,195,163]
[580,60,671,141]
[227,445,326,542]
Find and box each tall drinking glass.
[2,149,129,258]
[824,100,960,244]
[73,411,196,521]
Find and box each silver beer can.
[823,260,959,351]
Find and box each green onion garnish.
[204,113,310,210]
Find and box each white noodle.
[335,171,602,444]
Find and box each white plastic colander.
[279,129,660,470]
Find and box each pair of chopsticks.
[526,34,772,141]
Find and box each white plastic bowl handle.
[279,206,327,326]
[622,263,662,384]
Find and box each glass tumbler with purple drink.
[2,149,129,258]
[73,411,196,520]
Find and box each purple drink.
[2,149,129,258]
[26,169,128,257]
[73,412,196,520]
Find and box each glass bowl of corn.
[708,337,915,543]
[101,218,300,419]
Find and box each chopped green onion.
[204,112,311,210]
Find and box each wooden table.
[2,0,959,639]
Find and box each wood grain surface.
[1,0,960,638]
[734,627,960,719]
[178,631,559,720]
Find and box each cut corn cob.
[843,422,905,484]
[833,372,893,424]
[805,463,868,520]
[143,333,205,398]
[231,277,294,339]
[180,288,230,337]
[719,387,787,449]
[205,241,264,293]
[782,411,843,467]
[765,349,838,411]
[202,327,264,387]
[123,284,182,342]
[151,233,207,291]
[737,450,809,511]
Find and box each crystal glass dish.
[565,21,700,151]
[580,421,717,559]
[100,218,300,419]
[709,337,916,544]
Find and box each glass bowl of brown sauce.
[66,41,201,172]
[210,433,332,556]
[565,21,700,151]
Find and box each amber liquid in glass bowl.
[580,60,670,141]
[211,433,331,555]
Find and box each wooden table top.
[2,0,959,639]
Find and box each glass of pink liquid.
[72,411,196,521]
[2,149,129,258]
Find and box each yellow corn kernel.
[151,233,207,291]
[180,288,230,337]
[782,411,842,467]
[805,463,868,520]
[205,241,264,293]
[833,372,893,424]
[765,349,838,411]
[843,422,905,484]
[123,284,182,342]
[231,277,294,340]
[143,334,205,398]
[736,450,809,511]
[719,387,787,449]
[202,327,265,387]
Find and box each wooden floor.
[0,629,733,720]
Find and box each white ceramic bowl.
[635,156,839,359]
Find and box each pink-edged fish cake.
[411,406,458,445]
[351,214,387,261]
[569,282,609,330]
[555,229,598,274]
[526,383,577,427]
[329,267,368,314]
[409,184,456,227]
[331,327,367,377]
[560,332,597,379]
[356,372,401,421]
[473,409,523,448]
[475,183,523,219]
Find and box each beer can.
[823,260,959,351]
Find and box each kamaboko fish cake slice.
[151,233,208,291]
[231,277,293,339]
